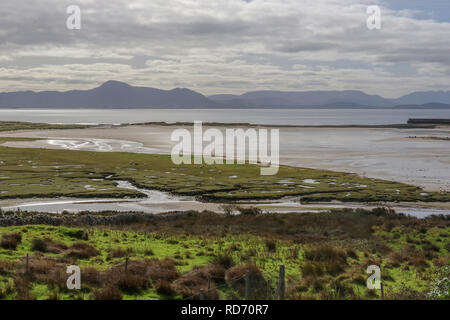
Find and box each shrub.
[213,252,235,269]
[301,262,323,278]
[65,242,99,259]
[65,229,89,240]
[237,207,262,216]
[172,273,206,298]
[304,244,347,263]
[329,278,355,299]
[0,260,17,276]
[172,272,220,300]
[144,249,154,256]
[0,233,22,250]
[265,239,277,253]
[388,251,406,267]
[301,276,326,292]
[304,244,348,275]
[345,248,358,259]
[107,248,130,259]
[31,239,47,252]
[155,280,176,296]
[93,286,123,300]
[225,264,266,299]
[423,244,440,252]
[145,259,180,283]
[13,276,34,300]
[116,273,150,293]
[81,267,101,287]
[388,285,427,300]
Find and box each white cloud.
[0,0,449,97]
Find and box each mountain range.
[1,80,449,109]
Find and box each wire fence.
[182,265,285,301]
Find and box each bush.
[0,233,22,250]
[213,252,235,269]
[302,262,323,278]
[116,273,150,293]
[304,244,348,275]
[31,239,47,252]
[65,229,89,240]
[81,267,101,287]
[265,239,277,253]
[13,276,34,300]
[237,207,263,216]
[155,280,176,296]
[107,248,130,259]
[172,273,219,300]
[145,259,180,283]
[225,264,267,299]
[93,286,123,300]
[65,242,99,259]
[305,244,347,263]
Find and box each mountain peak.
[98,80,131,89]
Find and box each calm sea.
[1,108,450,125]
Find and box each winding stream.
[1,181,449,218]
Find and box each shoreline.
[1,120,449,130]
[57,122,448,129]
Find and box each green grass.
[0,145,448,202]
[0,209,448,300]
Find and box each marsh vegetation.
[0,208,448,300]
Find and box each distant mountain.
[0,81,217,108]
[1,81,449,109]
[393,91,450,106]
[208,90,450,108]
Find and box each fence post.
[125,257,129,273]
[245,273,250,300]
[25,254,29,274]
[199,290,205,300]
[277,264,285,300]
[381,282,384,300]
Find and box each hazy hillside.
[0,81,217,108]
[1,81,449,109]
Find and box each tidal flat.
[2,124,449,192]
[0,138,449,204]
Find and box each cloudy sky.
[1,0,449,97]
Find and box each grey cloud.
[0,0,449,97]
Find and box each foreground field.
[0,142,449,203]
[0,208,448,300]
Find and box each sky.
[0,0,449,98]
